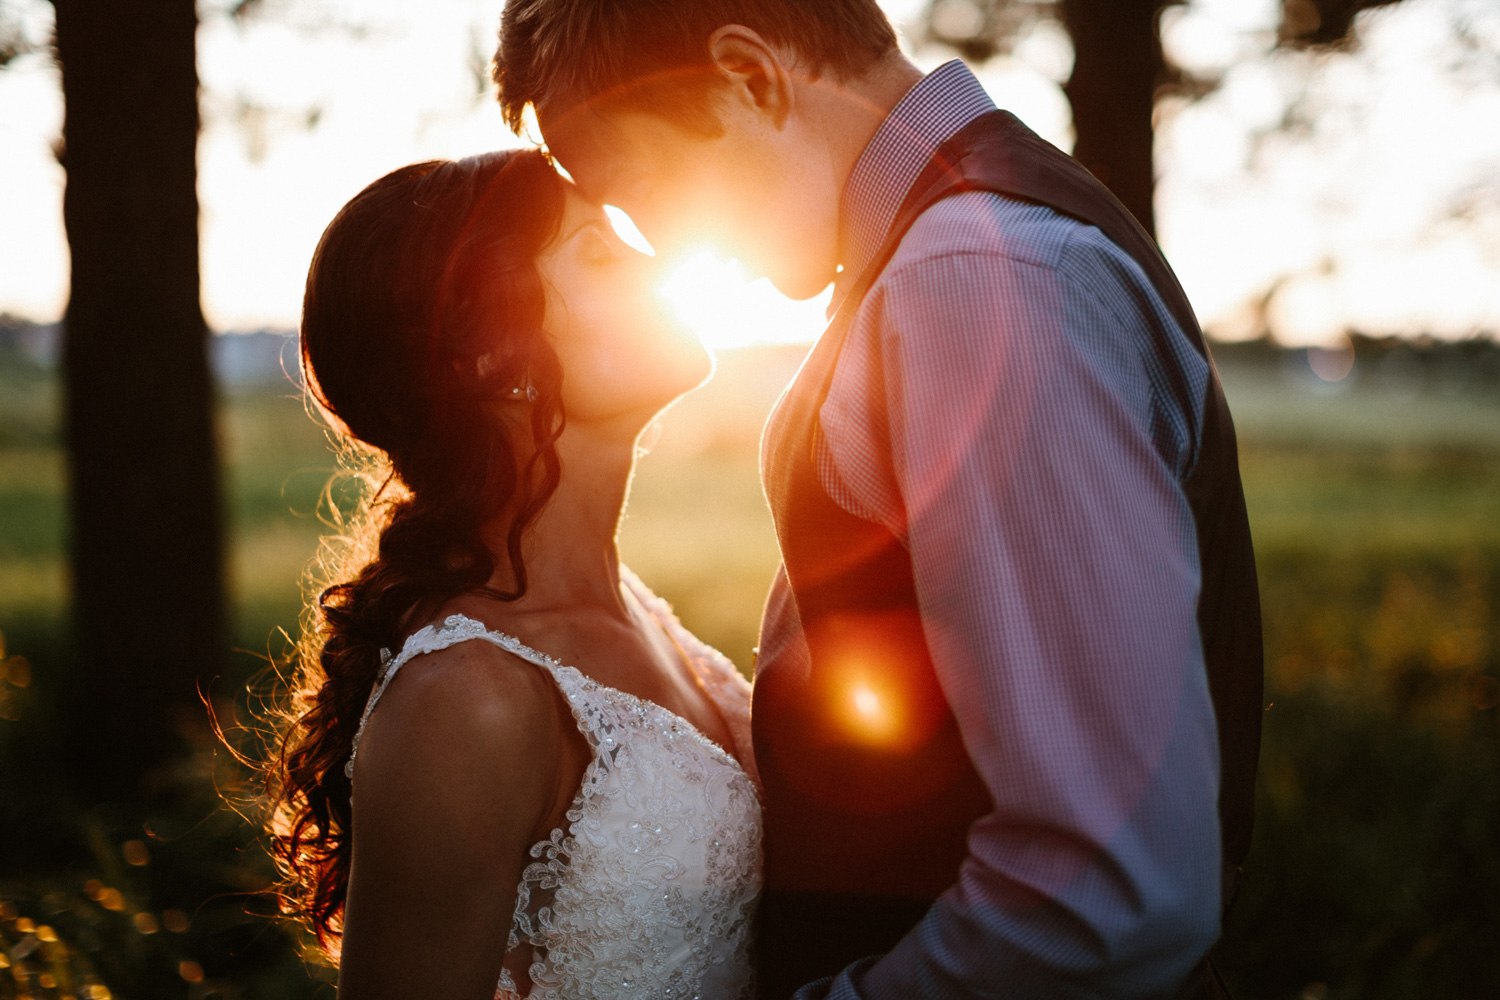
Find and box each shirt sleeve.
[796,231,1224,999]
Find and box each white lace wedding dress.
[346,571,763,1000]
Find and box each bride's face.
[535,187,711,425]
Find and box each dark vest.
[753,110,1263,996]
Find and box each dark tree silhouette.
[922,0,1172,234]
[1057,0,1163,236]
[52,0,224,797]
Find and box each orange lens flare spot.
[122,840,150,866]
[852,685,882,719]
[3,656,29,688]
[837,675,905,746]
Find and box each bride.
[264,149,762,999]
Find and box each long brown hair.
[265,148,567,956]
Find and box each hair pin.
[508,385,538,402]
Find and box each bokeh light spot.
[1308,335,1356,382]
[4,655,30,688]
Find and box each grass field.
[2,342,1498,998]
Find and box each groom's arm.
[802,203,1223,999]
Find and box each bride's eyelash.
[583,227,616,260]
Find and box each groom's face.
[539,93,842,302]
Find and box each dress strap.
[343,614,577,791]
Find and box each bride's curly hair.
[264,148,567,957]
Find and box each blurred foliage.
[917,0,1418,70]
[1220,545,1500,996]
[0,773,332,1000]
[0,0,42,71]
[1278,0,1406,48]
[2,339,1499,997]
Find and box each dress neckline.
[421,610,747,776]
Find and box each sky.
[0,0,1496,349]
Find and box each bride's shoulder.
[345,635,580,912]
[385,619,558,714]
[353,614,574,810]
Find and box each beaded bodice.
[346,573,762,1000]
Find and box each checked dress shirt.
[758,60,1226,999]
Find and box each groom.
[495,2,1262,998]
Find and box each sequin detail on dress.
[346,576,762,1000]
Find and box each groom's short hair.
[493,0,899,133]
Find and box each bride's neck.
[481,420,638,618]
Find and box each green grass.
[2,345,1498,999]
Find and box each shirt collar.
[836,59,996,299]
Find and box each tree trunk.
[1059,0,1165,237]
[53,0,224,798]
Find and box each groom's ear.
[705,25,794,129]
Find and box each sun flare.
[601,205,830,351]
[657,248,831,351]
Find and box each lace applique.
[345,602,762,1000]
[623,570,762,795]
[498,658,761,999]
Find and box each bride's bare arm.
[336,640,576,1000]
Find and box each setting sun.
[658,249,832,352]
[601,206,830,352]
